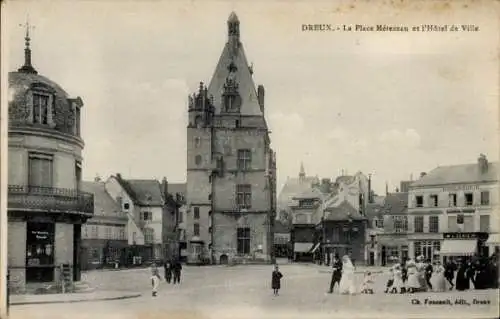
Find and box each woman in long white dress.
[406,259,420,293]
[391,264,405,294]
[338,255,357,295]
[430,261,446,292]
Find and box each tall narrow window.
[236,184,252,209]
[193,223,200,236]
[33,93,50,124]
[194,207,200,219]
[75,161,82,190]
[415,196,423,208]
[237,149,252,170]
[237,227,251,254]
[75,107,81,135]
[429,216,439,233]
[480,191,490,205]
[464,193,473,206]
[479,215,490,232]
[414,216,424,233]
[449,194,457,207]
[29,153,53,188]
[430,195,438,207]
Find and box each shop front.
[378,235,409,266]
[440,232,489,263]
[485,233,500,256]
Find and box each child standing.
[150,263,162,297]
[384,268,394,293]
[360,271,374,294]
[271,265,283,296]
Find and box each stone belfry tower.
[186,12,276,265]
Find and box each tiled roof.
[116,176,164,206]
[365,202,384,219]
[292,187,323,200]
[274,220,291,233]
[382,192,408,215]
[207,40,262,116]
[335,175,354,184]
[277,176,320,209]
[168,183,186,197]
[324,200,366,221]
[80,181,122,216]
[411,162,499,187]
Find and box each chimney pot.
[478,154,488,173]
[420,172,426,178]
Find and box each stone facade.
[7,37,93,293]
[185,12,276,264]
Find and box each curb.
[10,293,142,306]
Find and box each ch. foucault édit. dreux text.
[301,24,480,32]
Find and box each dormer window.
[28,83,56,127]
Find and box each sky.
[4,0,499,195]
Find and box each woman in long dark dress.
[455,261,470,291]
[164,261,172,283]
[272,265,283,296]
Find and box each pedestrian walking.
[327,254,342,293]
[150,263,162,297]
[360,271,374,294]
[424,259,433,290]
[384,267,395,293]
[444,259,456,290]
[173,260,182,284]
[430,261,446,292]
[272,264,283,296]
[164,260,172,283]
[391,264,405,294]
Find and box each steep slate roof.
[115,176,164,206]
[292,187,323,200]
[335,175,355,184]
[274,219,291,234]
[168,183,186,197]
[382,192,408,215]
[81,181,123,216]
[324,200,366,221]
[207,16,262,116]
[365,202,385,220]
[411,162,499,187]
[277,176,320,209]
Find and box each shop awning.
[294,243,313,253]
[311,243,321,253]
[486,234,500,245]
[440,240,476,256]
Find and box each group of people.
[322,253,499,296]
[150,260,183,297]
[385,254,499,294]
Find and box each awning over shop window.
[294,243,313,253]
[311,243,320,253]
[486,234,500,245]
[440,240,476,256]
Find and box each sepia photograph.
[1,0,499,318]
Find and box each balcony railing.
[8,185,94,215]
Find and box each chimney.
[116,173,122,179]
[420,172,426,178]
[161,177,169,198]
[367,174,373,203]
[478,154,488,174]
[257,85,265,113]
[94,174,101,182]
[400,181,411,193]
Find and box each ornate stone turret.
[188,81,214,127]
[18,18,37,74]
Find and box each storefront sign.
[31,230,49,240]
[442,185,480,192]
[444,232,481,240]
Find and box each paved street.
[10,264,499,319]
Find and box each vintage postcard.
[1,0,499,318]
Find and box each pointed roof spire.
[385,181,389,195]
[299,162,305,178]
[18,15,37,74]
[227,11,240,44]
[228,11,239,23]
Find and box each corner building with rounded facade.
[7,33,93,291]
[186,12,277,264]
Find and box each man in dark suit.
[328,254,342,293]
